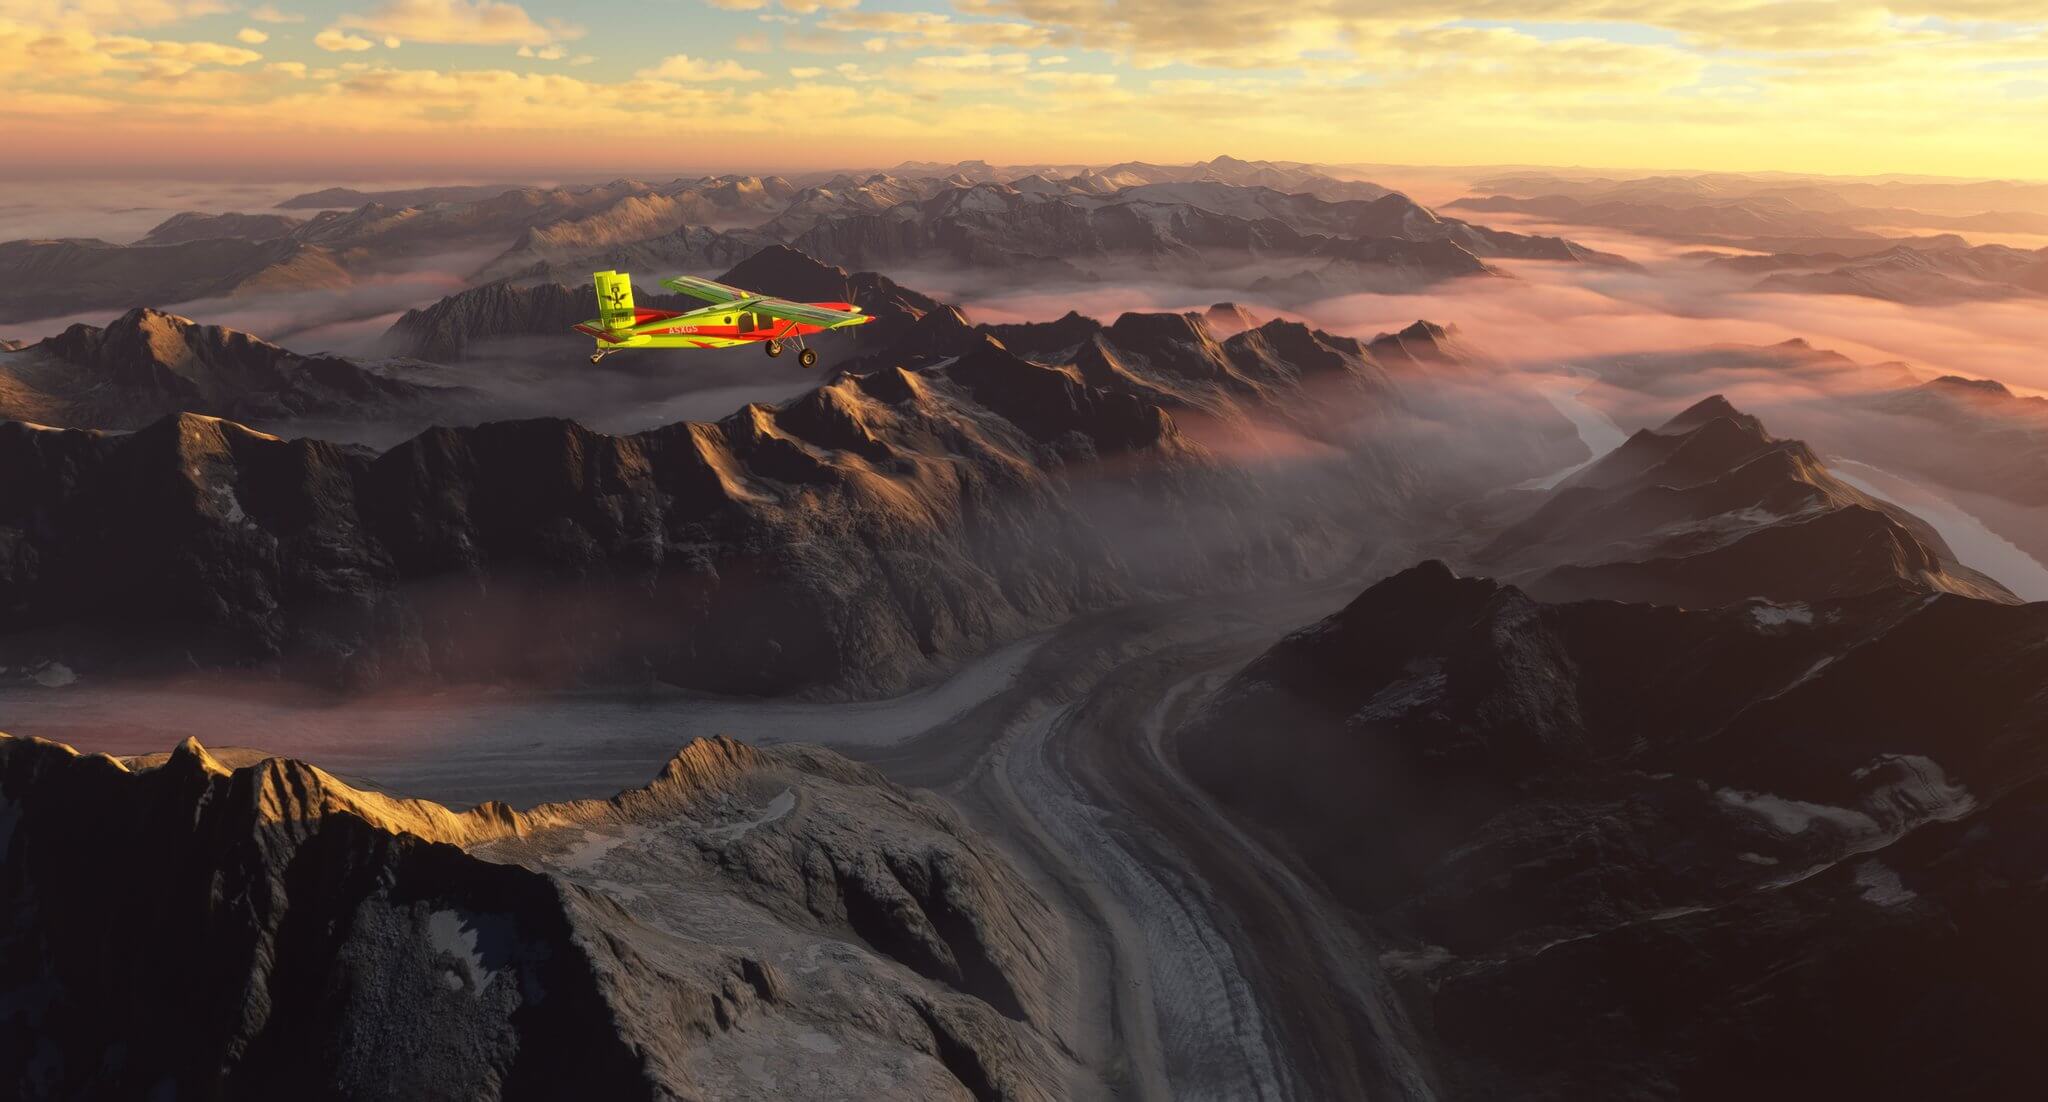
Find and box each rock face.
[1179,558,2048,1100]
[1469,395,2014,605]
[0,307,457,429]
[0,731,1071,1100]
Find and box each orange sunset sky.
[4,0,2047,178]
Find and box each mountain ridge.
[0,306,458,430]
[0,728,1072,1099]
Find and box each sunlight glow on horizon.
[3,0,2046,180]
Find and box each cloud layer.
[2,0,2045,175]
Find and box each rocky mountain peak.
[943,338,1179,453]
[1926,374,2015,398]
[717,243,855,302]
[12,308,447,432]
[1202,302,1261,337]
[1108,308,1218,348]
[51,306,225,368]
[1322,558,1494,634]
[1241,318,1355,367]
[977,310,1104,363]
[850,364,929,405]
[164,733,230,777]
[1364,319,1467,367]
[1657,392,1753,434]
[630,735,763,810]
[1478,397,2014,606]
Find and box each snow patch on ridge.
[426,909,498,994]
[30,662,77,688]
[1749,602,1814,627]
[705,788,796,842]
[1353,671,1447,722]
[1854,861,1916,907]
[1716,789,1879,836]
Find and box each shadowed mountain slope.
[1471,395,2014,606]
[1180,556,2048,1100]
[0,730,1071,1100]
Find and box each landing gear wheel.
[798,347,818,369]
[589,353,603,365]
[764,339,783,358]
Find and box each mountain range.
[1178,396,2047,1099]
[1469,170,2048,221]
[1720,242,2048,304]
[0,238,1598,695]
[0,297,1485,694]
[481,180,1628,299]
[0,159,1626,325]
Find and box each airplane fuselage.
[577,270,870,366]
[574,300,858,350]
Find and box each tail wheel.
[764,339,783,358]
[798,348,818,369]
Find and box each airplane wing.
[659,275,749,304]
[753,298,871,329]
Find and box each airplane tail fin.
[594,270,636,330]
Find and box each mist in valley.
[7,156,2048,1102]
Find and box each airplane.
[574,269,871,368]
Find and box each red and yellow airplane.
[574,270,871,368]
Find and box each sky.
[3,0,2047,179]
